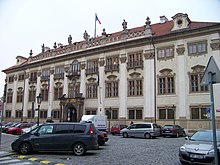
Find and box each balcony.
[105,64,119,73]
[54,73,64,80]
[127,60,143,70]
[85,67,99,75]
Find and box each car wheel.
[144,133,151,139]
[73,143,86,156]
[176,133,179,138]
[19,142,32,155]
[122,132,128,138]
[12,130,17,135]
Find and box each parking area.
[1,133,184,165]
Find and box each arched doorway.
[67,105,77,122]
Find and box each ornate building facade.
[2,13,220,133]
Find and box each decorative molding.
[106,75,117,80]
[144,52,155,59]
[80,61,86,69]
[99,58,105,67]
[176,47,185,55]
[25,73,29,79]
[37,71,41,77]
[210,39,220,50]
[14,75,17,81]
[50,69,54,74]
[191,65,205,73]
[120,56,127,63]
[65,66,69,72]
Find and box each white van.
[81,115,107,131]
[120,122,161,139]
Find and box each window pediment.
[107,75,117,80]
[159,68,173,75]
[87,77,96,83]
[129,72,141,78]
[191,65,205,73]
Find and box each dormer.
[16,56,27,65]
[171,13,191,31]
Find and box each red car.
[6,123,33,135]
[111,124,128,135]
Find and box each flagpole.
[94,13,97,38]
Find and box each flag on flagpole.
[95,13,101,24]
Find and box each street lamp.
[36,93,43,126]
[172,105,176,125]
[108,107,112,132]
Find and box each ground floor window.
[27,110,35,118]
[191,106,209,119]
[5,110,11,118]
[40,110,47,119]
[85,109,97,115]
[105,108,118,119]
[52,110,60,119]
[158,107,174,119]
[15,110,22,118]
[128,109,143,119]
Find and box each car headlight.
[208,149,214,155]
[180,146,186,152]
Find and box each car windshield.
[163,125,174,129]
[190,131,220,142]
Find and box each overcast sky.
[0,0,220,97]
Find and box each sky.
[0,0,220,98]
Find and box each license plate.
[190,154,204,159]
[165,131,170,133]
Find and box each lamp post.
[108,107,112,132]
[36,93,43,126]
[172,105,175,125]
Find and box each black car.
[96,129,108,146]
[11,122,99,156]
[162,124,186,138]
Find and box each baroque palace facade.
[2,13,220,132]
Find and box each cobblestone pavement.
[0,133,184,165]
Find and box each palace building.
[2,13,220,132]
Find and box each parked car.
[120,122,161,139]
[6,123,33,135]
[2,122,18,133]
[11,122,99,156]
[162,124,186,138]
[21,124,41,134]
[96,129,108,146]
[179,130,220,165]
[111,124,128,135]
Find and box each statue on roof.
[53,42,57,49]
[42,43,45,53]
[29,49,33,56]
[102,28,107,36]
[68,35,72,44]
[83,30,90,42]
[122,19,127,31]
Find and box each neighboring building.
[2,13,220,132]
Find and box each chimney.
[160,15,168,23]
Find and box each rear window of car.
[163,125,174,129]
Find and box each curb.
[0,151,16,158]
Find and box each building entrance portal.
[67,106,77,122]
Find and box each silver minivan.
[120,122,161,139]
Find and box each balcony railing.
[85,67,99,75]
[127,60,143,69]
[105,64,119,72]
[54,73,64,79]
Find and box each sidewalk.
[0,151,15,158]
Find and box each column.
[80,61,86,97]
[11,75,17,119]
[119,53,127,118]
[35,71,41,118]
[63,66,69,96]
[98,58,105,115]
[23,73,29,119]
[48,69,54,118]
[143,48,155,120]
[176,44,187,117]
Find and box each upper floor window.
[41,68,50,81]
[54,66,64,79]
[105,81,119,97]
[8,76,14,83]
[105,56,119,72]
[69,61,81,74]
[29,86,36,102]
[188,40,207,56]
[157,46,174,59]
[68,82,80,98]
[41,84,48,101]
[54,83,63,100]
[30,72,37,82]
[86,60,98,75]
[7,89,13,103]
[18,74,24,81]
[17,87,23,103]
[127,52,143,69]
[189,65,208,93]
[128,79,143,96]
[86,82,98,99]
[157,69,175,95]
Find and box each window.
[85,109,97,115]
[41,85,48,101]
[74,125,86,133]
[52,110,60,119]
[69,61,81,76]
[105,109,118,119]
[30,72,37,82]
[86,83,98,98]
[128,109,143,120]
[15,110,22,118]
[8,76,14,83]
[127,52,143,69]
[158,108,174,120]
[29,88,36,102]
[17,87,23,103]
[41,69,50,81]
[55,124,73,134]
[5,110,11,118]
[18,74,24,81]
[105,81,118,97]
[38,125,53,134]
[54,86,63,100]
[54,66,64,79]
[188,41,207,56]
[157,46,174,59]
[68,82,80,98]
[105,56,119,72]
[189,73,208,93]
[39,110,47,119]
[86,60,98,75]
[128,79,142,96]
[191,106,209,119]
[158,76,175,95]
[27,110,35,118]
[7,89,13,103]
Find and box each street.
[0,133,184,165]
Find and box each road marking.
[28,157,39,161]
[17,155,27,159]
[40,160,51,164]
